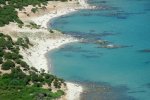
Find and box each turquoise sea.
[48,0,150,100]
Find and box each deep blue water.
[48,0,150,99]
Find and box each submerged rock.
[144,61,150,64]
[95,40,109,45]
[101,44,118,49]
[99,44,132,49]
[138,49,150,53]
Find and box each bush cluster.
[0,33,65,99]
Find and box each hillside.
[0,32,66,99]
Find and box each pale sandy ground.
[0,0,93,100]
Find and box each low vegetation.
[26,22,41,29]
[0,33,65,99]
[0,0,68,99]
[0,0,67,27]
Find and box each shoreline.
[31,0,93,29]
[18,0,93,100]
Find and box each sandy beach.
[30,0,93,28]
[22,1,92,100]
[0,0,92,100]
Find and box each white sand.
[19,0,93,100]
[20,35,78,72]
[65,82,83,100]
[31,0,94,28]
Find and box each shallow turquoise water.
[48,0,150,99]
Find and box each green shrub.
[0,57,3,64]
[22,43,29,48]
[2,73,11,79]
[33,82,42,87]
[49,90,64,98]
[15,37,30,48]
[57,90,65,95]
[31,8,38,13]
[11,67,26,79]
[37,75,44,82]
[49,29,54,33]
[54,80,61,88]
[23,76,31,85]
[44,74,51,79]
[24,37,30,44]
[0,33,4,37]
[5,35,13,42]
[15,59,22,64]
[5,41,13,50]
[0,5,22,27]
[30,73,38,82]
[2,60,15,70]
[9,79,21,85]
[29,22,40,29]
[0,37,6,48]
[11,47,20,54]
[4,52,21,60]
[0,51,4,57]
[31,67,38,72]
[4,52,12,59]
[19,60,29,69]
[11,53,19,59]
[15,38,24,45]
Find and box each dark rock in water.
[63,54,73,57]
[100,44,120,49]
[98,44,133,49]
[82,13,93,16]
[145,8,150,11]
[64,31,118,41]
[146,83,150,88]
[144,61,150,64]
[128,90,146,93]
[95,40,109,45]
[138,49,150,53]
[89,30,96,33]
[117,10,125,13]
[100,1,107,3]
[117,16,127,19]
[82,54,100,59]
[80,81,137,100]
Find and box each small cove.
[48,0,150,99]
